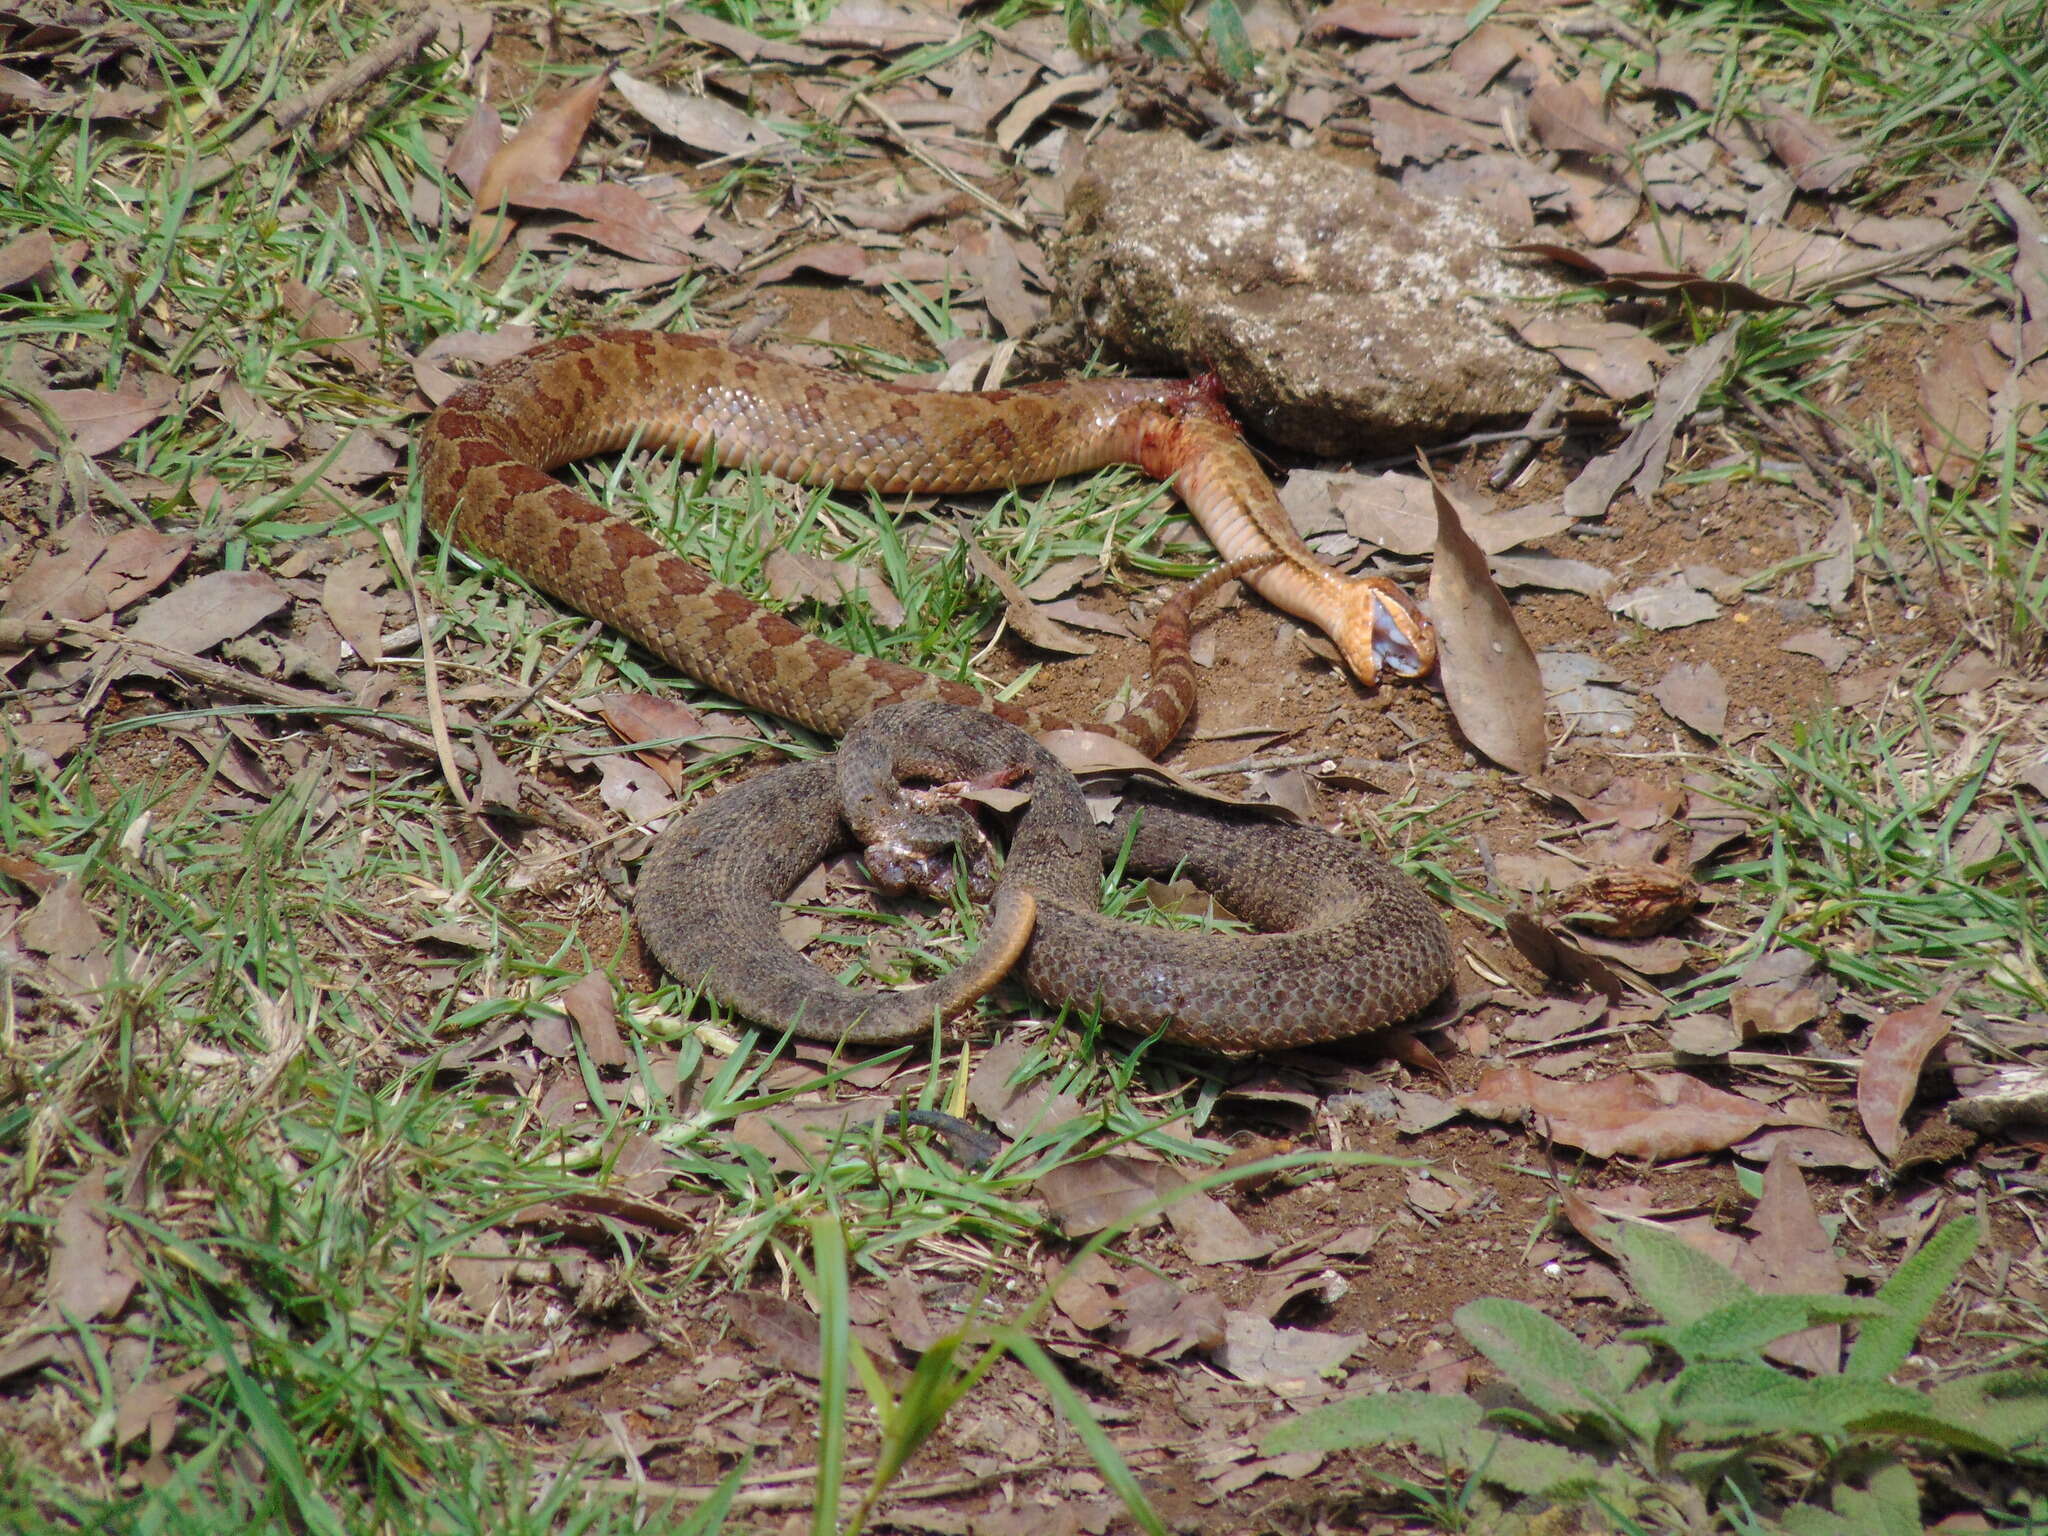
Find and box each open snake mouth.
[1371,588,1433,677]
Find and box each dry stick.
[850,94,1031,232]
[0,618,605,834]
[575,1457,1086,1511]
[190,7,442,191]
[1488,380,1572,491]
[487,619,605,726]
[388,527,474,812]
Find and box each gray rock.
[1053,133,1563,453]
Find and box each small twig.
[1354,422,1566,474]
[1183,750,1335,780]
[1489,380,1572,490]
[388,527,473,812]
[0,617,468,762]
[486,619,604,726]
[1182,750,1407,781]
[849,94,1030,232]
[190,7,442,191]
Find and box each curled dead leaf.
[1423,467,1546,775]
[1856,985,1958,1159]
[1456,1065,1782,1160]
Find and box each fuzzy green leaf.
[1669,1361,1822,1438]
[1804,1377,2007,1455]
[1929,1370,2048,1455]
[1261,1390,1482,1458]
[1460,1431,1615,1500]
[1616,1221,1752,1328]
[1594,1341,1653,1392]
[1673,1362,2009,1453]
[1455,1298,1616,1421]
[1835,1457,1924,1536]
[1653,1293,1892,1362]
[1845,1216,1980,1382]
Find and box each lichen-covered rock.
[1054,134,1563,454]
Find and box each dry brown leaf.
[1311,2,1461,42]
[724,1292,831,1378]
[669,7,828,65]
[1367,95,1496,165]
[0,229,58,292]
[319,551,387,665]
[1213,1311,1365,1387]
[731,1101,894,1173]
[127,571,289,655]
[49,1168,137,1322]
[832,186,970,234]
[471,70,611,261]
[752,241,872,288]
[1034,1155,1178,1237]
[1527,81,1625,158]
[1731,980,1826,1038]
[560,971,627,1070]
[411,325,540,404]
[994,70,1110,153]
[1446,22,1525,88]
[959,225,1043,339]
[1735,1126,1879,1171]
[503,179,697,264]
[960,537,1094,655]
[445,1227,517,1315]
[798,0,956,51]
[1918,326,2003,487]
[1509,313,1670,400]
[218,377,296,450]
[1118,1276,1227,1358]
[1991,178,2048,366]
[529,1330,655,1389]
[5,372,177,463]
[1857,986,1957,1159]
[1759,106,1867,194]
[1643,44,1717,107]
[613,70,788,159]
[1164,1191,1273,1265]
[1560,164,1638,245]
[969,1035,1084,1138]
[763,547,906,628]
[1651,660,1728,739]
[1488,552,1615,596]
[1456,1065,1778,1160]
[0,522,189,626]
[1732,1148,1845,1373]
[1285,469,1572,558]
[1563,327,1740,520]
[1512,243,1792,311]
[1425,470,1545,775]
[279,280,378,374]
[589,755,678,824]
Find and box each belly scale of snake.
[417,328,1434,757]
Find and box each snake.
[417,328,1453,1048]
[637,701,1454,1052]
[417,329,1435,757]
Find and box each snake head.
[1339,578,1438,686]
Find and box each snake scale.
[418,328,1453,1049]
[638,702,1455,1052]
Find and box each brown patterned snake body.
[418,328,1451,1047]
[419,329,1434,756]
[637,702,1454,1051]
